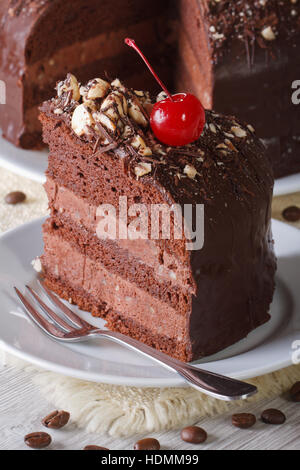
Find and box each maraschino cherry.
[125,38,205,147]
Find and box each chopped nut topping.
[31,257,42,273]
[81,78,110,101]
[247,124,255,133]
[111,78,126,93]
[209,123,217,134]
[131,135,152,156]
[101,91,127,120]
[57,73,80,102]
[231,126,247,138]
[184,164,197,179]
[156,91,169,102]
[261,26,276,41]
[225,139,238,152]
[93,111,116,133]
[71,103,94,136]
[134,162,152,178]
[128,97,148,127]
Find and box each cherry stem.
[125,38,174,102]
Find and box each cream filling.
[43,231,187,341]
[45,179,193,289]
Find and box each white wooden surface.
[0,362,299,450]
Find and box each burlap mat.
[0,166,299,437]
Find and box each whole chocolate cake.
[176,0,300,178]
[38,75,276,362]
[0,1,299,178]
[0,0,172,148]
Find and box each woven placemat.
[0,166,299,437]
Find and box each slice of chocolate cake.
[38,75,276,362]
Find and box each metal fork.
[14,281,257,401]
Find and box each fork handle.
[93,329,257,401]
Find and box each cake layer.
[43,274,190,361]
[43,217,192,311]
[41,230,190,350]
[24,19,174,109]
[44,178,194,291]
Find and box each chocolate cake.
[175,0,300,179]
[1,1,299,178]
[0,0,173,148]
[38,75,276,362]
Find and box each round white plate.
[0,218,299,387]
[0,134,300,195]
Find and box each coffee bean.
[83,445,109,450]
[232,413,256,429]
[290,382,300,402]
[282,206,300,223]
[261,409,286,425]
[180,426,207,444]
[42,410,70,429]
[134,438,160,450]
[4,191,26,205]
[24,432,52,449]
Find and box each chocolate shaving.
[95,122,114,144]
[94,142,118,154]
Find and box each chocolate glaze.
[176,0,300,178]
[39,76,276,361]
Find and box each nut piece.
[71,102,94,137]
[101,91,127,119]
[93,111,116,134]
[111,78,126,92]
[261,26,276,41]
[57,73,80,101]
[42,410,70,429]
[134,162,152,178]
[156,91,168,102]
[128,97,148,127]
[81,78,110,101]
[231,126,247,138]
[184,164,197,179]
[131,135,152,156]
[31,257,43,273]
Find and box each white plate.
[0,218,299,387]
[0,134,300,195]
